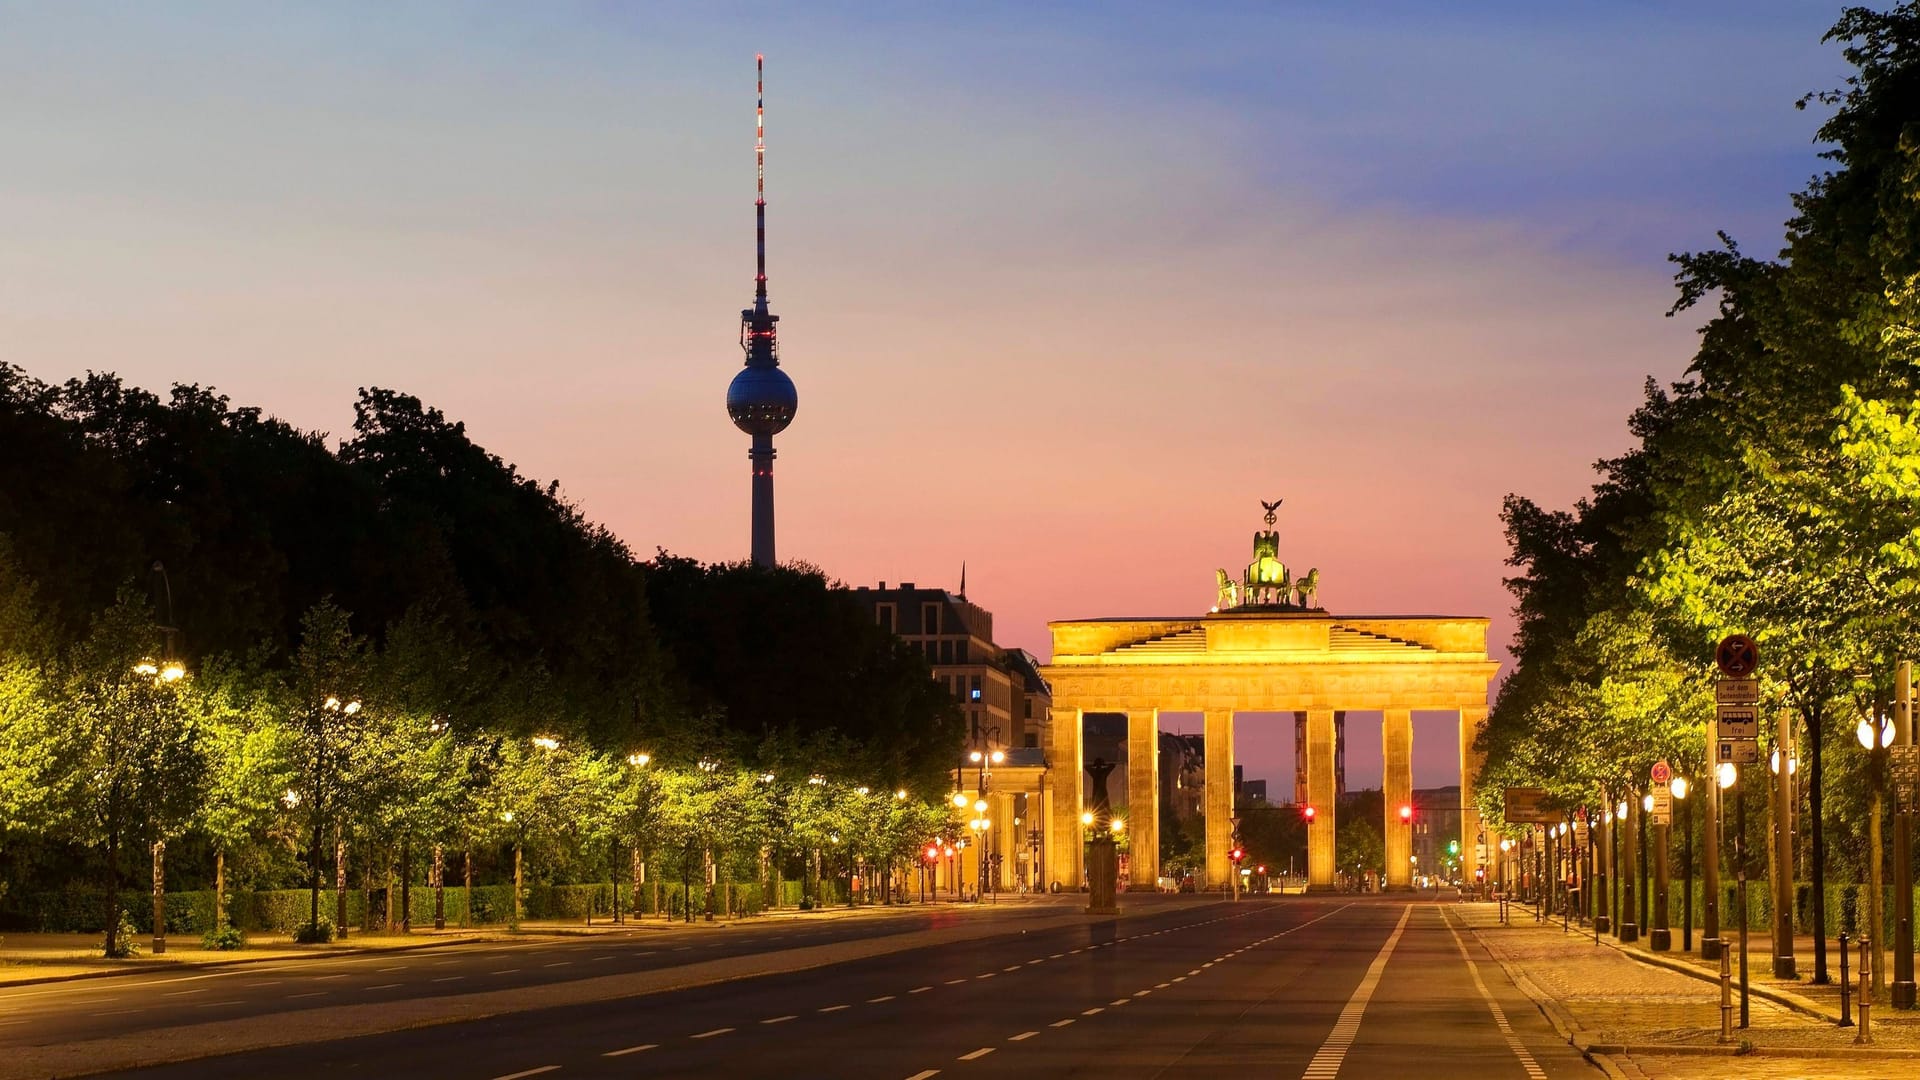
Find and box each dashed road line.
[762,1015,797,1024]
[819,1004,850,1013]
[957,1047,995,1061]
[603,1044,656,1056]
[1049,1018,1075,1028]
[1009,1030,1038,1041]
[490,1068,559,1080]
[689,1027,734,1039]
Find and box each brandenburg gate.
[1038,503,1498,892]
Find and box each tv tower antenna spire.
[754,52,768,314]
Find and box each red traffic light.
[1302,805,1316,821]
[1398,804,1413,822]
[1256,865,1267,874]
[1228,847,1245,863]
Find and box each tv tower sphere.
[727,364,797,436]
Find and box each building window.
[876,603,896,633]
[1024,700,1033,720]
[922,603,941,634]
[970,675,982,701]
[1024,733,1038,748]
[940,640,953,664]
[954,640,968,664]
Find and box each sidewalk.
[0,894,1076,987]
[1454,902,1920,1079]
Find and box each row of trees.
[1478,3,1920,984]
[0,365,963,954]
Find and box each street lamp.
[1670,775,1693,952]
[1859,707,1896,999]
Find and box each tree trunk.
[385,855,396,934]
[433,844,445,930]
[151,839,167,955]
[1809,706,1828,983]
[102,824,121,958]
[631,845,643,920]
[511,842,523,930]
[400,835,412,934]
[463,848,472,929]
[362,842,373,933]
[214,847,226,932]
[334,833,348,939]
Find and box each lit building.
[852,582,1052,892]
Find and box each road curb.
[0,934,485,988]
[1594,930,1836,1024]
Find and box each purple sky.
[0,2,1851,788]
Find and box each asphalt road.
[85,897,1601,1080]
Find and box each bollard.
[1718,937,1734,1044]
[1839,932,1852,1026]
[1856,936,1874,1046]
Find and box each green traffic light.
[1447,840,1459,854]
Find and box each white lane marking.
[245,980,283,987]
[491,1068,559,1080]
[868,994,896,1003]
[957,1047,995,1061]
[1003,965,1022,972]
[163,988,208,997]
[1009,1030,1038,1041]
[945,978,968,985]
[1049,953,1064,959]
[976,972,996,979]
[904,1072,940,1080]
[761,1015,797,1024]
[819,1004,851,1012]
[491,968,521,975]
[1154,982,1170,988]
[543,961,571,968]
[1110,998,1131,1006]
[690,1027,734,1039]
[1301,905,1412,1080]
[593,955,614,961]
[314,974,349,981]
[1082,1007,1104,1015]
[287,992,326,999]
[909,985,932,993]
[1133,990,1151,997]
[378,966,405,973]
[1049,1018,1075,1028]
[1442,913,1549,1080]
[367,983,402,990]
[195,1000,243,1008]
[603,1044,656,1056]
[432,976,463,983]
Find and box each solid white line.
[490,1068,559,1080]
[603,1044,656,1056]
[1299,905,1412,1080]
[1442,913,1550,1080]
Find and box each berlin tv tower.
[725,54,798,568]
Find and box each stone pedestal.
[1085,837,1118,915]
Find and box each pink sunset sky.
[0,3,1849,789]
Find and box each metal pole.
[1738,772,1750,1028]
[1840,930,1852,1026]
[1683,790,1694,953]
[1703,727,1722,960]
[1652,809,1671,950]
[1718,938,1733,1044]
[1857,936,1874,1044]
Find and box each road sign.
[1718,739,1760,765]
[1716,634,1759,678]
[1892,745,1920,809]
[1503,787,1558,824]
[1715,678,1759,704]
[1716,705,1759,741]
[1651,760,1672,785]
[1650,788,1672,824]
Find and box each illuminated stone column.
[993,790,1018,891]
[1307,709,1337,889]
[1047,705,1084,889]
[1383,708,1413,889]
[1126,708,1160,888]
[1460,705,1489,889]
[1203,708,1236,890]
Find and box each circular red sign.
[1716,633,1759,678]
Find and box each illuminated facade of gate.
[1038,612,1497,891]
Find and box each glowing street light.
[1716,762,1738,789]
[627,752,652,768]
[953,792,971,808]
[531,735,560,751]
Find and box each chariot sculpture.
[1212,498,1322,611]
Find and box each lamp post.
[1769,738,1798,979]
[1860,708,1894,996]
[1649,791,1669,951]
[1673,775,1693,952]
[1618,799,1638,943]
[305,694,359,943]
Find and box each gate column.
[1306,709,1337,890]
[1203,708,1235,890]
[1384,708,1413,889]
[1460,705,1488,889]
[1126,708,1160,888]
[1047,705,1083,889]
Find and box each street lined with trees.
[1478,5,1920,999]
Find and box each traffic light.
[1447,839,1460,855]
[1302,805,1316,822]
[1398,804,1413,823]
[1228,846,1246,864]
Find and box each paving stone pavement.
[1453,904,1920,1079]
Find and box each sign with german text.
[1503,787,1558,824]
[1650,788,1672,825]
[1715,705,1759,741]
[1717,738,1760,765]
[1715,678,1759,705]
